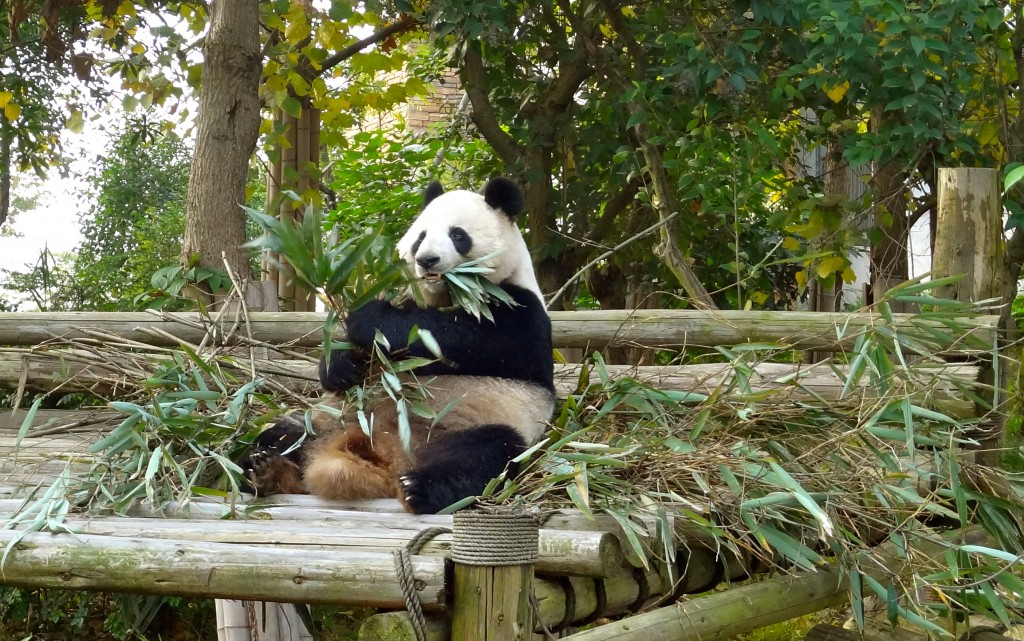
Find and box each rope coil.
[392,526,451,641]
[452,510,540,566]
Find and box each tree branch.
[459,43,526,163]
[536,37,593,117]
[319,15,419,73]
[586,174,642,244]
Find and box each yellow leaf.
[795,270,807,289]
[621,6,636,17]
[0,92,12,108]
[131,43,145,54]
[290,73,310,97]
[825,80,851,103]
[66,110,85,133]
[841,267,857,284]
[117,0,137,17]
[743,298,753,311]
[599,22,614,38]
[4,103,21,121]
[978,121,999,147]
[265,74,287,93]
[782,236,800,252]
[815,256,846,278]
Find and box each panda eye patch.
[410,230,426,256]
[449,226,472,255]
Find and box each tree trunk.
[868,110,909,311]
[181,0,262,282]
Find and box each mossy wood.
[804,624,1016,641]
[0,529,446,608]
[0,309,998,353]
[0,512,623,578]
[558,526,993,641]
[358,567,675,639]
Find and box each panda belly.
[300,375,554,512]
[410,375,555,444]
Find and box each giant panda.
[243,177,555,514]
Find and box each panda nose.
[417,255,440,270]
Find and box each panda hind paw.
[242,449,306,496]
[398,471,467,515]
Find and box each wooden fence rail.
[0,310,999,353]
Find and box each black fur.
[449,226,472,255]
[482,177,525,219]
[240,415,310,494]
[400,424,527,514]
[424,181,445,206]
[319,345,369,392]
[320,282,554,393]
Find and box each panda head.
[397,177,543,305]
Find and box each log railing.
[0,309,999,353]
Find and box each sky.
[0,173,85,270]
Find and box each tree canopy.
[0,0,1020,314]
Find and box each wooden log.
[933,167,1004,467]
[0,352,979,418]
[0,310,998,353]
[934,168,1003,306]
[450,511,538,641]
[0,529,446,608]
[358,568,669,640]
[558,566,851,641]
[533,569,668,629]
[559,526,993,641]
[0,514,622,578]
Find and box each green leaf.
[1005,165,1024,192]
[281,96,302,118]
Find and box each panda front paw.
[345,299,393,347]
[319,347,369,392]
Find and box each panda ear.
[423,181,445,207]
[482,177,525,220]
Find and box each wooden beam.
[0,353,978,417]
[0,529,446,608]
[0,513,624,578]
[0,310,998,353]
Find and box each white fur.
[397,189,544,305]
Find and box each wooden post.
[933,168,1004,466]
[933,168,1003,305]
[450,510,539,641]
